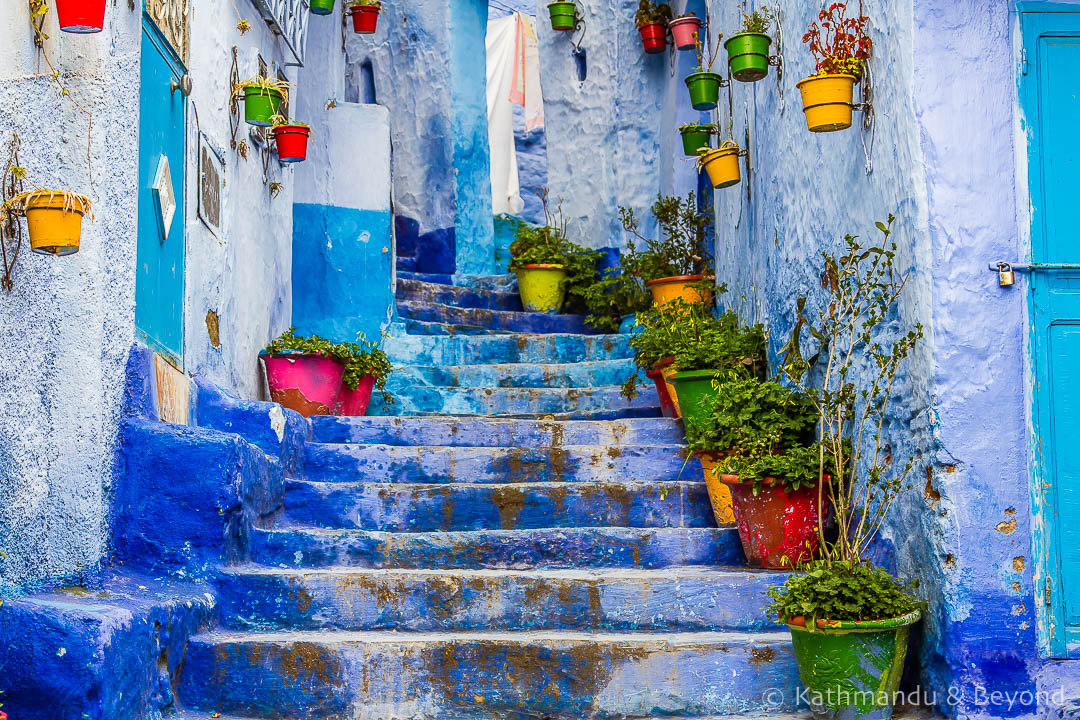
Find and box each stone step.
[250,526,742,569]
[302,443,700,485]
[394,272,519,292]
[396,254,418,272]
[395,358,636,388]
[176,629,798,719]
[374,384,656,416]
[214,566,783,633]
[383,330,632,366]
[282,479,715,532]
[399,318,494,335]
[396,278,523,312]
[397,300,600,335]
[397,270,455,285]
[309,415,684,447]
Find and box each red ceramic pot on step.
[56,0,106,33]
[638,22,668,54]
[721,474,829,569]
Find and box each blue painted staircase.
[174,274,802,718]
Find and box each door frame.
[136,12,188,368]
[1017,2,1080,659]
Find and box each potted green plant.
[668,12,702,50]
[725,5,775,82]
[619,299,690,418]
[634,0,672,54]
[619,193,714,307]
[579,261,651,334]
[547,1,578,31]
[270,116,311,163]
[685,33,725,110]
[234,76,292,127]
[346,0,382,33]
[5,188,94,257]
[797,2,872,132]
[678,123,717,156]
[769,215,924,720]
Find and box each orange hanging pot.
[18,189,94,257]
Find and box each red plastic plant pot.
[55,0,106,33]
[337,375,376,416]
[349,4,381,34]
[638,22,668,54]
[721,475,829,569]
[273,124,312,163]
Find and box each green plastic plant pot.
[547,1,577,31]
[680,127,712,156]
[787,611,921,720]
[310,0,335,15]
[243,86,283,127]
[669,369,725,431]
[725,32,772,82]
[685,71,723,111]
[516,264,568,314]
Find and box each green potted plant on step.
[685,33,726,110]
[725,4,775,82]
[768,215,924,720]
[634,0,672,54]
[619,193,714,308]
[678,123,717,156]
[234,76,292,127]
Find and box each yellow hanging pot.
[796,73,857,132]
[19,190,93,256]
[699,142,742,189]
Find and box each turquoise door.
[1022,9,1080,658]
[136,15,186,365]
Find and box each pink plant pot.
[669,15,701,50]
[338,374,376,416]
[264,354,345,417]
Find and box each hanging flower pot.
[516,264,568,314]
[694,451,735,525]
[646,358,678,419]
[19,190,93,257]
[55,0,106,33]
[796,73,857,132]
[668,15,701,50]
[638,22,668,54]
[239,80,288,127]
[338,374,376,416]
[684,71,724,111]
[272,123,312,163]
[699,142,741,189]
[787,612,922,720]
[263,353,346,417]
[721,474,827,569]
[547,1,578,31]
[347,1,382,33]
[725,32,772,82]
[645,274,713,308]
[679,124,714,157]
[310,0,336,15]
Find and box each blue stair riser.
[282,480,716,532]
[374,385,656,416]
[302,444,700,485]
[400,318,494,335]
[397,300,603,335]
[309,416,685,447]
[384,331,633,365]
[396,359,637,389]
[397,278,523,311]
[214,568,784,633]
[177,631,800,719]
[250,527,743,569]
[396,255,418,272]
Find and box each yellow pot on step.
[699,144,742,189]
[516,263,568,314]
[796,74,857,132]
[695,451,735,524]
[23,190,91,256]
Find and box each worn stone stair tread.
[397,278,524,311]
[192,627,794,643]
[384,330,633,366]
[395,358,637,389]
[375,384,657,417]
[397,300,603,335]
[309,415,684,447]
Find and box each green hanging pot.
[725,32,772,82]
[310,0,335,15]
[668,369,725,431]
[679,126,713,156]
[243,86,284,127]
[547,1,577,31]
[685,71,724,111]
[787,611,921,720]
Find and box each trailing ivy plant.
[619,193,714,282]
[634,0,673,27]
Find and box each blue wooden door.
[1022,9,1080,658]
[136,16,186,365]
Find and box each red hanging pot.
[272,124,311,163]
[638,22,667,54]
[349,4,381,34]
[55,0,106,33]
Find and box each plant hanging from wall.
[547,1,579,32]
[725,4,776,82]
[685,33,726,111]
[669,12,702,51]
[0,134,28,291]
[634,0,672,54]
[233,76,293,128]
[346,0,383,34]
[796,2,872,132]
[697,139,743,189]
[270,115,312,163]
[52,0,107,33]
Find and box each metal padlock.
[997,262,1016,287]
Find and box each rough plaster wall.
[0,3,141,591]
[182,4,297,400]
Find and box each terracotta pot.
[721,474,827,569]
[646,357,678,418]
[693,451,735,525]
[264,353,345,417]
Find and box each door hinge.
[1021,47,1029,76]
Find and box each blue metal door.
[1022,9,1080,658]
[136,15,186,365]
